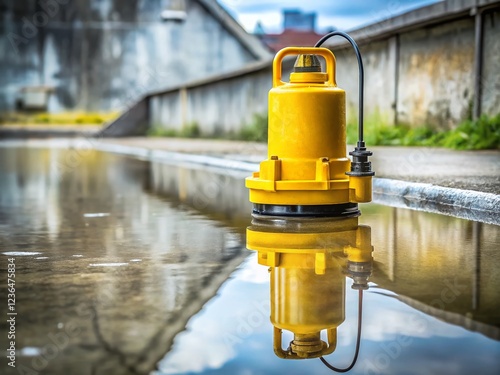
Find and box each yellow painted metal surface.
[245,47,372,205]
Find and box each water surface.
[0,146,499,375]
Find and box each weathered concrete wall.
[335,38,398,127]
[145,58,300,135]
[149,60,291,135]
[333,13,499,129]
[481,9,500,115]
[107,0,500,136]
[0,0,269,113]
[149,64,272,134]
[328,0,500,129]
[397,18,475,128]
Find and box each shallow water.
[0,146,499,375]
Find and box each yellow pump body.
[246,47,372,214]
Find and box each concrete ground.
[99,137,500,195]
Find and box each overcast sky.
[218,0,441,33]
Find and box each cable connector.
[346,141,375,177]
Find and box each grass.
[3,108,498,151]
[238,113,268,142]
[0,111,120,125]
[148,122,201,138]
[347,114,500,150]
[148,115,269,142]
[439,115,500,150]
[149,113,499,151]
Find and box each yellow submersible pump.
[246,31,375,372]
[246,32,374,217]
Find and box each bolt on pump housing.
[246,45,374,217]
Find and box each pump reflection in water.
[247,216,373,362]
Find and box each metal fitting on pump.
[289,54,328,84]
[293,54,322,72]
[346,144,375,177]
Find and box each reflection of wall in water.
[362,205,500,338]
[0,147,248,375]
[148,161,252,228]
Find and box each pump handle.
[272,47,336,88]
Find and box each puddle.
[83,213,111,218]
[2,251,42,256]
[0,146,498,375]
[88,263,129,267]
[18,347,42,357]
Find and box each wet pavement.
[0,145,499,375]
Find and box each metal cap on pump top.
[290,54,328,83]
[293,54,322,72]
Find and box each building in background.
[0,0,270,113]
[256,9,325,52]
[283,9,317,31]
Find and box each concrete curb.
[94,142,257,172]
[373,178,500,225]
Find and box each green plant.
[147,126,177,137]
[440,114,500,150]
[239,113,268,142]
[347,121,406,146]
[348,114,500,150]
[147,122,200,138]
[179,122,201,138]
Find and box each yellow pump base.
[245,47,373,217]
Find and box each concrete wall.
[101,97,150,137]
[149,62,273,135]
[334,38,398,128]
[0,0,268,113]
[396,18,475,128]
[330,0,500,129]
[333,17,478,129]
[107,0,500,135]
[481,10,500,115]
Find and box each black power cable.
[315,31,364,144]
[315,33,367,372]
[320,289,363,373]
[315,31,374,180]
